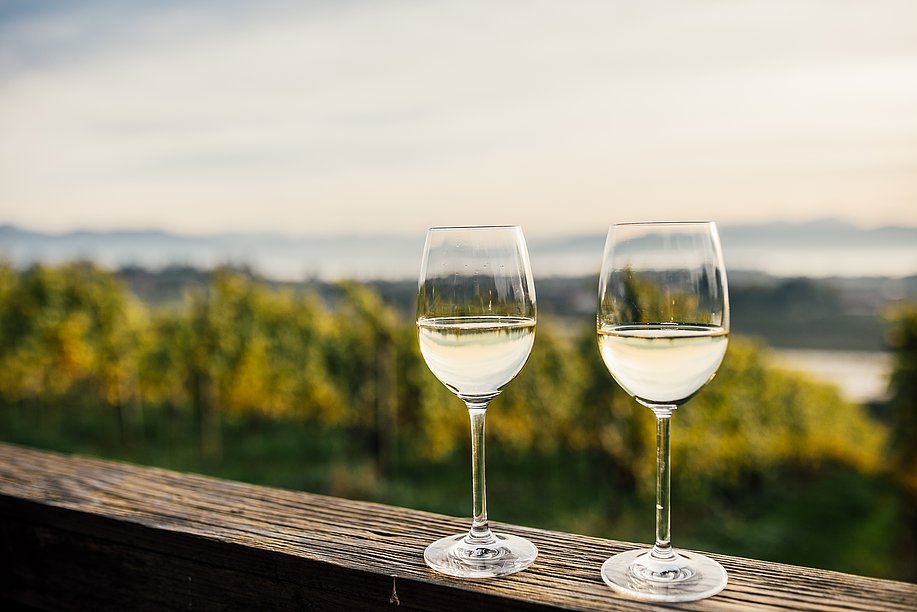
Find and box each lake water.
[767,349,893,404]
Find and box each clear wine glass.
[596,221,730,602]
[416,225,538,579]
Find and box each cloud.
[1,1,916,235]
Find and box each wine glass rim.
[427,224,522,231]
[612,220,715,227]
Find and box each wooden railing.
[1,442,914,611]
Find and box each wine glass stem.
[466,404,496,545]
[651,405,676,561]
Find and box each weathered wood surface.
[0,443,914,611]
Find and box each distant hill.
[1,219,916,280]
[721,219,917,246]
[718,220,917,277]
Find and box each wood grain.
[0,443,914,611]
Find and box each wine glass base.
[424,532,538,579]
[601,548,727,602]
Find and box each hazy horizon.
[2,1,916,237]
[4,218,917,280]
[4,215,917,239]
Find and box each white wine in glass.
[597,221,730,602]
[416,225,538,579]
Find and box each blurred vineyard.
[0,261,915,582]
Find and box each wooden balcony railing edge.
[1,442,914,611]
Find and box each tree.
[324,283,401,475]
[885,304,917,580]
[887,305,917,489]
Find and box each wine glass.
[416,225,538,579]
[596,221,730,602]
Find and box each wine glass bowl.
[597,221,730,602]
[416,225,538,579]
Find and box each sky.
[1,0,916,237]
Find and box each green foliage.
[0,262,145,408]
[0,262,909,580]
[679,339,885,485]
[0,263,893,480]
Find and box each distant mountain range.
[2,219,916,280]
